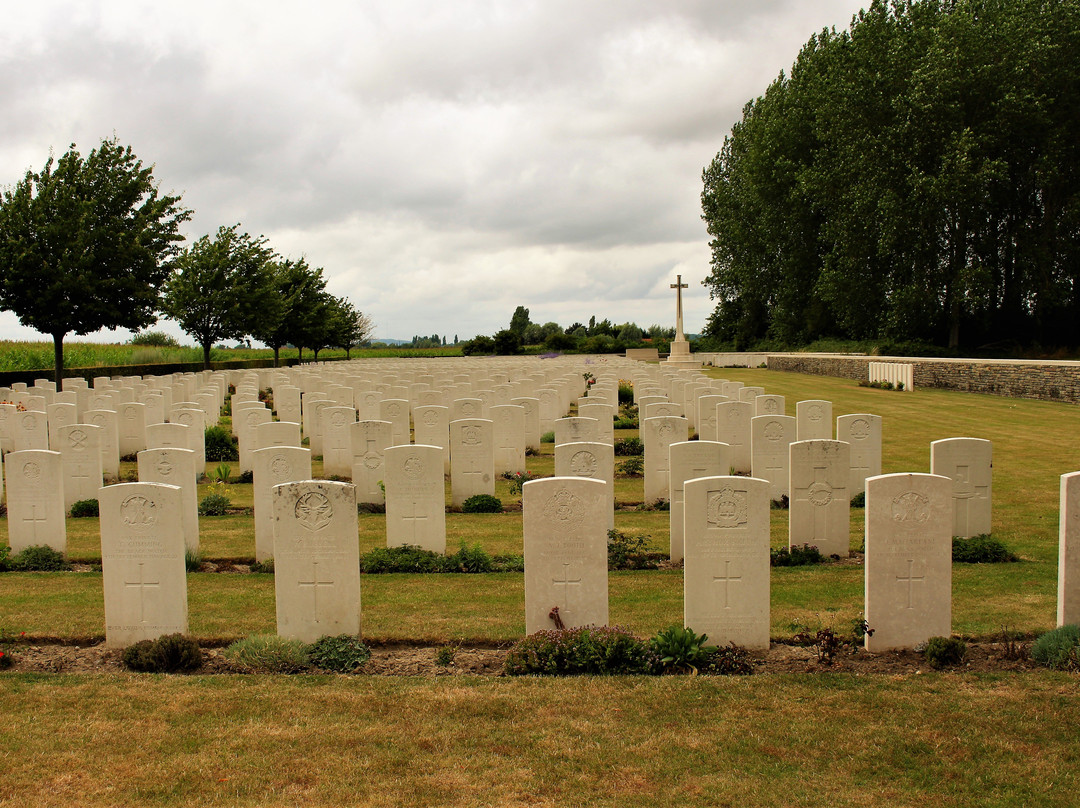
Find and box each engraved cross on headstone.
[793,463,832,537]
[552,563,582,621]
[298,561,335,621]
[22,502,48,541]
[402,500,428,541]
[124,562,160,623]
[952,464,989,534]
[896,559,925,609]
[713,560,741,609]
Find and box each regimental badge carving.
[462,426,482,446]
[892,490,930,523]
[545,487,584,530]
[331,411,347,428]
[121,495,157,529]
[763,399,779,414]
[807,405,823,421]
[363,452,381,470]
[22,461,41,480]
[247,412,261,427]
[271,454,291,481]
[22,414,36,429]
[124,408,136,421]
[764,421,784,442]
[387,404,401,417]
[177,413,192,426]
[657,421,675,439]
[423,411,438,427]
[295,491,333,531]
[404,454,424,479]
[707,487,748,528]
[69,429,88,450]
[569,450,598,478]
[850,418,870,440]
[92,414,105,426]
[808,482,833,507]
[156,457,174,477]
[728,408,741,421]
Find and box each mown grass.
[1,673,1078,807]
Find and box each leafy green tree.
[509,305,531,337]
[0,138,190,386]
[327,297,374,358]
[493,329,523,355]
[249,257,328,366]
[162,225,278,368]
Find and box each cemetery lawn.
[2,672,1079,807]
[3,368,1080,806]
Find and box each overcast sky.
[0,0,867,345]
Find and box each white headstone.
[789,439,850,557]
[837,413,882,495]
[930,437,992,538]
[450,418,495,508]
[642,415,689,504]
[351,420,392,505]
[272,480,362,642]
[716,401,753,474]
[555,441,615,530]
[384,445,447,553]
[100,482,188,647]
[751,414,796,502]
[523,477,609,634]
[796,400,833,441]
[252,446,313,562]
[684,475,771,649]
[669,441,731,562]
[137,448,200,553]
[5,450,66,553]
[58,424,103,509]
[491,404,527,475]
[864,472,953,651]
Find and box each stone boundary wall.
[764,354,1080,403]
[0,357,301,388]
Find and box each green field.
[1,367,1078,807]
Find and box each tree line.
[460,306,675,355]
[701,0,1080,352]
[0,138,372,386]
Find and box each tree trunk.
[202,341,212,370]
[313,348,321,361]
[297,346,304,364]
[273,345,280,367]
[52,332,65,392]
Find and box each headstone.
[642,415,689,504]
[380,399,411,448]
[837,413,882,495]
[796,400,833,441]
[554,417,599,447]
[577,403,615,445]
[864,472,953,651]
[523,477,609,634]
[716,401,753,474]
[255,421,302,449]
[137,448,200,553]
[930,437,992,538]
[751,414,796,502]
[13,409,49,451]
[5,450,66,553]
[146,422,191,451]
[695,394,728,442]
[47,402,78,450]
[511,397,542,452]
[272,480,361,642]
[99,482,188,647]
[351,420,392,505]
[1059,472,1080,627]
[321,406,357,478]
[117,402,147,457]
[450,418,495,507]
[252,446,312,562]
[58,424,103,509]
[555,441,615,530]
[683,475,770,649]
[237,406,273,474]
[413,405,451,474]
[491,404,526,475]
[669,440,731,562]
[84,408,121,480]
[789,440,850,557]
[171,407,207,473]
[384,445,447,553]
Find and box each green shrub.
[129,330,181,348]
[502,470,538,495]
[540,431,555,444]
[850,491,866,508]
[224,635,310,673]
[770,494,790,509]
[617,455,644,477]
[121,633,203,673]
[771,544,826,567]
[249,559,275,574]
[924,636,967,669]
[0,646,13,669]
[1031,625,1080,670]
[701,642,755,675]
[607,529,660,570]
[69,499,99,518]
[198,492,231,516]
[614,437,643,456]
[434,645,456,666]
[235,470,254,484]
[306,634,371,673]
[617,382,634,403]
[650,625,711,673]
[362,545,447,574]
[204,426,239,462]
[504,626,657,675]
[612,416,639,430]
[447,542,493,573]
[462,494,502,513]
[213,463,232,483]
[952,535,1019,563]
[0,546,10,572]
[11,545,71,571]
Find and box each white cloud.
[0,0,867,344]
